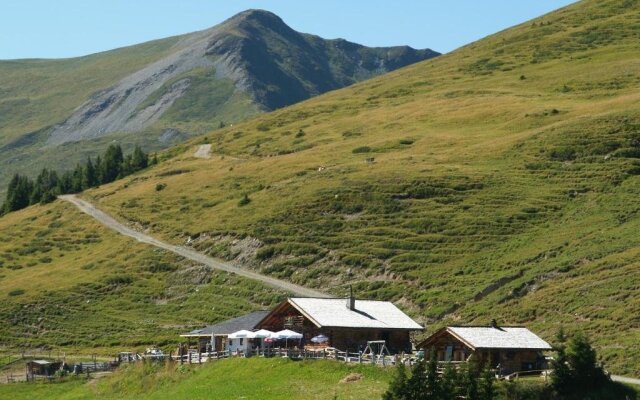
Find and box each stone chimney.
[346,285,355,310]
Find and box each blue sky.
[0,1,576,60]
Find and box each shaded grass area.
[0,358,392,400]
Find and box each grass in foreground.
[0,358,392,400]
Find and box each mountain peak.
[225,9,286,29]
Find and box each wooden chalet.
[417,322,552,374]
[255,295,423,353]
[180,310,270,352]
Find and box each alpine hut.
[255,294,423,353]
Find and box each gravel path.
[59,195,329,298]
[194,144,212,158]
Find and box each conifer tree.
[479,366,495,400]
[424,349,441,398]
[440,364,459,400]
[383,362,409,400]
[101,144,123,183]
[121,154,133,178]
[551,328,571,395]
[84,156,97,188]
[94,155,103,185]
[4,174,33,212]
[71,163,85,192]
[405,358,427,400]
[131,145,148,171]
[57,171,73,194]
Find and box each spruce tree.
[383,362,409,400]
[424,349,441,398]
[479,366,495,400]
[551,328,571,395]
[57,171,73,194]
[94,155,103,185]
[121,154,133,178]
[4,174,34,212]
[405,358,428,400]
[463,356,480,400]
[71,163,85,193]
[566,332,608,394]
[101,144,123,183]
[131,145,148,171]
[84,156,97,188]
[440,364,459,400]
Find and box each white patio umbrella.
[272,329,303,347]
[228,329,257,339]
[252,329,274,338]
[272,329,303,340]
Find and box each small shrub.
[295,129,305,138]
[399,139,414,145]
[105,275,134,286]
[256,246,276,261]
[549,147,577,161]
[238,194,251,207]
[8,289,25,296]
[156,169,191,177]
[352,146,372,154]
[155,183,167,192]
[39,256,53,263]
[147,263,178,273]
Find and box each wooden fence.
[170,347,405,366]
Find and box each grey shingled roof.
[288,298,423,330]
[448,327,552,350]
[181,311,270,337]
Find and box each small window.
[229,340,233,346]
[240,338,244,346]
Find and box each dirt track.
[59,195,329,298]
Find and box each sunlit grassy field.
[0,358,392,400]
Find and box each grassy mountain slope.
[0,201,285,350]
[67,0,640,375]
[0,10,437,198]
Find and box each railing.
[171,350,231,364]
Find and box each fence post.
[358,352,362,364]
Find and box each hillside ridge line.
[59,194,329,298]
